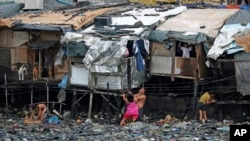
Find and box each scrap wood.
[0,18,15,28]
[11,7,118,30]
[23,119,42,124]
[234,34,250,53]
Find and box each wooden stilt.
[46,81,49,113]
[38,50,41,78]
[192,81,198,119]
[71,89,77,119]
[31,84,33,104]
[88,90,93,119]
[100,94,117,111]
[4,74,8,112]
[59,103,62,115]
[107,83,110,124]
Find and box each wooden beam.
[218,59,250,62]
[5,74,8,112]
[171,42,176,81]
[87,90,94,119]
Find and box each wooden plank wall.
[0,29,13,47]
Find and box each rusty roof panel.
[11,7,118,30]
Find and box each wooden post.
[71,89,77,119]
[31,84,33,104]
[88,90,93,119]
[38,50,42,78]
[127,58,131,90]
[191,68,199,119]
[171,41,176,81]
[46,81,49,113]
[192,81,198,119]
[107,83,110,125]
[4,74,8,112]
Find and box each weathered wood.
[100,94,118,111]
[30,84,33,104]
[171,42,175,81]
[5,74,8,112]
[218,59,250,62]
[23,119,42,124]
[46,81,49,113]
[71,90,77,119]
[39,50,42,78]
[88,91,94,119]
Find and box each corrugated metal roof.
[0,2,24,18]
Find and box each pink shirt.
[125,102,139,115]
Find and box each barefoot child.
[120,93,139,126]
[30,103,47,121]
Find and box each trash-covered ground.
[0,107,247,141]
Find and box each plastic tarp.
[66,41,88,57]
[224,10,250,25]
[234,52,250,96]
[156,9,238,39]
[149,30,213,54]
[29,40,57,50]
[82,38,128,71]
[95,57,146,90]
[207,10,250,60]
[81,6,187,36]
[58,74,68,89]
[0,2,24,18]
[149,9,237,55]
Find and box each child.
[179,42,192,58]
[30,103,47,121]
[120,93,139,126]
[32,63,39,81]
[198,91,217,123]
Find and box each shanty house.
[207,10,250,97]
[149,8,238,81]
[0,3,120,81]
[61,5,187,91]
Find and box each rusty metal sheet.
[11,7,117,30]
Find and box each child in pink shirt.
[120,93,139,126]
